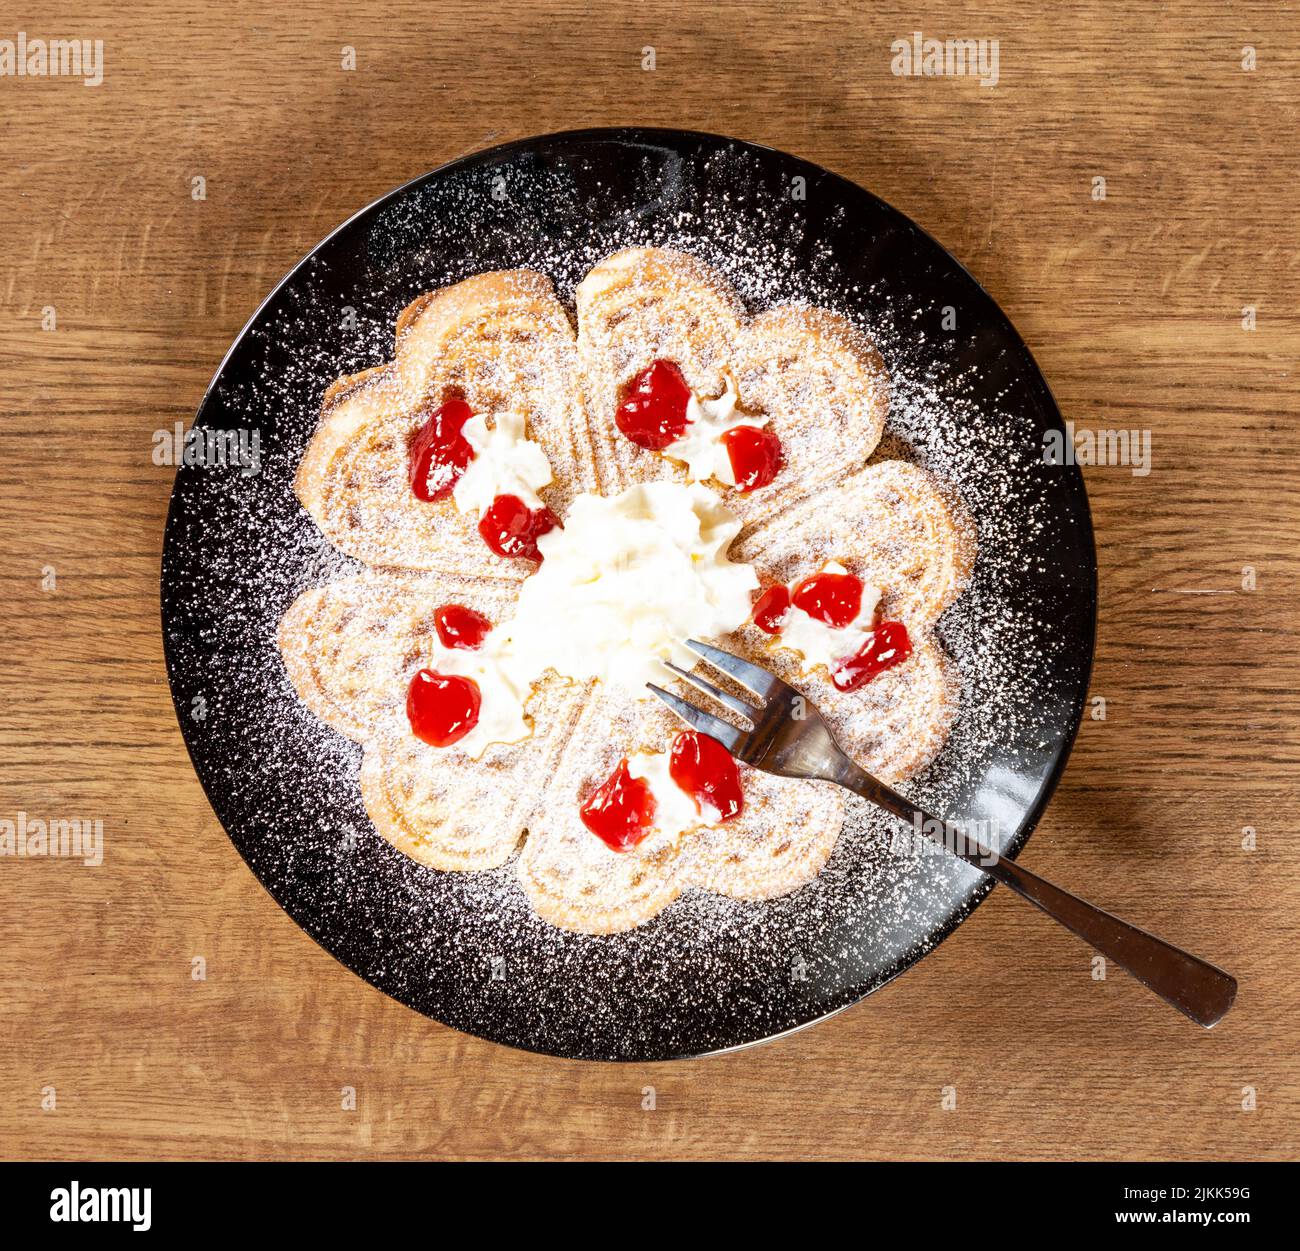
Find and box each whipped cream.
[626,750,706,840]
[503,482,758,692]
[453,411,552,516]
[426,635,532,760]
[775,562,881,675]
[662,380,769,486]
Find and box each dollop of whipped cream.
[662,380,769,486]
[503,481,758,692]
[779,562,881,674]
[427,635,533,760]
[626,750,707,840]
[453,411,552,516]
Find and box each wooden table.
[2,0,1297,1161]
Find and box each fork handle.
[835,763,1237,1028]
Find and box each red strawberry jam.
[478,494,559,562]
[669,732,743,823]
[615,359,692,450]
[832,621,913,691]
[752,584,791,634]
[434,604,491,651]
[409,397,475,501]
[406,668,481,747]
[721,425,783,492]
[791,569,863,629]
[580,759,657,852]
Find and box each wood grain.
[1,0,1297,1161]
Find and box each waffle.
[516,686,847,933]
[732,460,973,783]
[277,568,519,741]
[576,248,890,520]
[294,270,596,576]
[279,247,973,932]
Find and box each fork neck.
[827,757,935,828]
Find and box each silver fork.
[650,639,1237,1029]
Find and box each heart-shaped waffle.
[732,460,973,783]
[295,270,595,576]
[278,247,973,932]
[516,685,847,933]
[577,249,890,520]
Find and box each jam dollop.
[478,494,559,562]
[434,604,491,651]
[721,425,783,492]
[832,621,913,691]
[580,759,657,852]
[791,569,863,630]
[669,731,743,822]
[409,397,475,501]
[406,668,481,747]
[752,584,792,634]
[615,359,692,450]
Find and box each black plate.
[162,128,1096,1060]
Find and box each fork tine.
[683,639,782,700]
[661,661,757,725]
[646,684,746,755]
